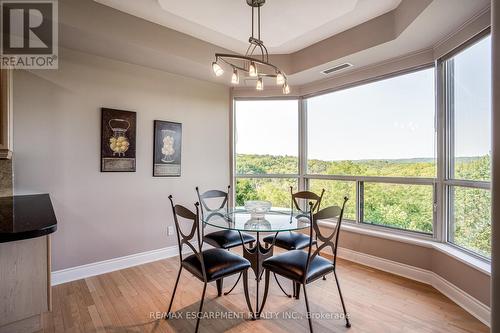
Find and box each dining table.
[202,207,311,317]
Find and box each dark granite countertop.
[0,194,57,243]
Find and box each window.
[445,35,492,258]
[306,67,436,234]
[307,68,436,178]
[235,178,298,207]
[449,36,491,182]
[235,100,298,175]
[234,99,299,207]
[363,183,434,234]
[449,186,491,258]
[231,33,492,261]
[308,179,356,220]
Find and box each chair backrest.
[290,186,325,214]
[304,197,349,283]
[196,186,230,219]
[168,195,207,281]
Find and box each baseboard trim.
[51,245,182,286]
[51,244,490,327]
[337,247,491,327]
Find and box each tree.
[235,153,491,257]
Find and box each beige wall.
[12,48,230,271]
[7,1,494,321]
[432,250,490,306]
[325,228,491,306]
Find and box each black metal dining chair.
[196,186,256,295]
[263,186,325,297]
[259,197,351,332]
[166,195,253,333]
[263,186,324,250]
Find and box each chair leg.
[333,270,351,328]
[242,270,255,320]
[224,272,242,296]
[302,284,314,333]
[166,267,182,319]
[257,270,271,318]
[195,282,208,333]
[295,282,301,300]
[216,278,223,297]
[273,272,292,298]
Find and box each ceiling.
[94,0,402,54]
[292,0,490,85]
[63,0,490,88]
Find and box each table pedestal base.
[240,231,275,317]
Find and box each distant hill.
[308,156,482,164]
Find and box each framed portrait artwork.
[153,120,182,177]
[100,108,137,172]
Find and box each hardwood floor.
[41,253,488,333]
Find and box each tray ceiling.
[94,0,401,54]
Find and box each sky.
[235,36,491,162]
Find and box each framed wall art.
[153,120,182,177]
[101,108,137,172]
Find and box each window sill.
[318,220,491,276]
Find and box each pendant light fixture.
[231,68,240,84]
[211,0,290,94]
[256,77,264,90]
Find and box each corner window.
[445,35,492,258]
[231,34,493,262]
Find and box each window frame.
[232,97,301,208]
[440,30,492,260]
[304,65,438,238]
[230,30,492,262]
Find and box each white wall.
[12,48,230,271]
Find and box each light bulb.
[231,68,239,84]
[283,82,290,94]
[249,61,257,77]
[256,77,264,91]
[276,72,285,85]
[212,62,224,76]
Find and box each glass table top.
[202,208,311,232]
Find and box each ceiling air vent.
[321,63,353,75]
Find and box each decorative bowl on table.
[244,218,271,230]
[244,200,272,219]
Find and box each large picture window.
[445,34,492,258]
[232,33,491,261]
[306,68,436,235]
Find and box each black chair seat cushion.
[182,248,250,282]
[263,250,334,283]
[263,231,317,250]
[204,230,255,249]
